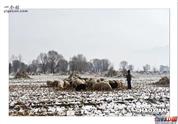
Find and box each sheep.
[75,84,87,91]
[109,80,118,89]
[52,80,59,87]
[71,78,85,88]
[117,80,124,88]
[57,80,64,89]
[86,78,97,90]
[92,81,112,91]
[114,80,127,90]
[46,80,64,88]
[63,80,72,90]
[156,76,169,85]
[46,81,55,87]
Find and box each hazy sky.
[9,9,169,70]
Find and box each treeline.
[9,50,112,75]
[9,50,170,75]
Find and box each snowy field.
[9,74,170,116]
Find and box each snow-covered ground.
[9,74,169,116]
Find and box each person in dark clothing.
[126,70,132,89]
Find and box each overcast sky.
[9,9,169,70]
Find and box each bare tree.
[28,59,39,73]
[120,60,128,70]
[37,53,48,73]
[143,64,150,72]
[10,54,24,72]
[12,60,21,73]
[128,64,134,71]
[90,59,110,73]
[86,61,94,73]
[56,59,68,73]
[69,54,88,73]
[91,59,101,73]
[152,67,158,73]
[120,60,128,76]
[101,59,110,72]
[47,50,64,73]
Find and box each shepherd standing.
[126,70,132,89]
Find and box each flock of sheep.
[46,73,126,91]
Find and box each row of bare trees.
[9,50,169,75]
[9,50,111,74]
